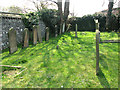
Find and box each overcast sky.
[0,0,119,17]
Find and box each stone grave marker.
[37,23,42,43]
[8,27,17,54]
[33,25,37,45]
[23,28,29,48]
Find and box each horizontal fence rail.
[100,40,120,43]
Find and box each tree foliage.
[21,9,59,36]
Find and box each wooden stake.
[0,65,22,69]
[100,40,120,43]
[75,24,78,38]
[46,27,49,41]
[96,30,100,75]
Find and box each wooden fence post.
[55,25,58,37]
[95,19,100,75]
[75,24,78,38]
[62,23,65,33]
[46,27,49,41]
[96,30,100,75]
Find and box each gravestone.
[8,27,17,54]
[46,27,49,41]
[23,28,29,48]
[33,25,37,45]
[37,23,42,43]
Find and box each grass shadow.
[99,54,108,70]
[97,68,110,88]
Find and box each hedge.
[69,14,119,32]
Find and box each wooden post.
[55,25,58,37]
[62,22,65,33]
[96,30,100,75]
[95,19,100,75]
[75,24,78,38]
[46,27,49,41]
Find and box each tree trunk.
[57,0,63,34]
[118,1,120,32]
[106,0,114,31]
[64,0,70,32]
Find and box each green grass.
[1,31,118,88]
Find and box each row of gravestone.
[9,25,49,54]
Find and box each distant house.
[95,7,120,17]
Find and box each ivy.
[21,9,59,36]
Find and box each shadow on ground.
[97,68,110,88]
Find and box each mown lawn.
[1,31,118,88]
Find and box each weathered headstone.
[33,25,37,45]
[37,23,42,43]
[23,28,29,48]
[8,27,17,54]
[46,27,49,41]
[75,24,78,38]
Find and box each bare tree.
[28,0,70,34]
[63,0,70,33]
[45,0,70,34]
[118,1,120,17]
[57,0,63,34]
[43,0,63,34]
[106,0,114,31]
